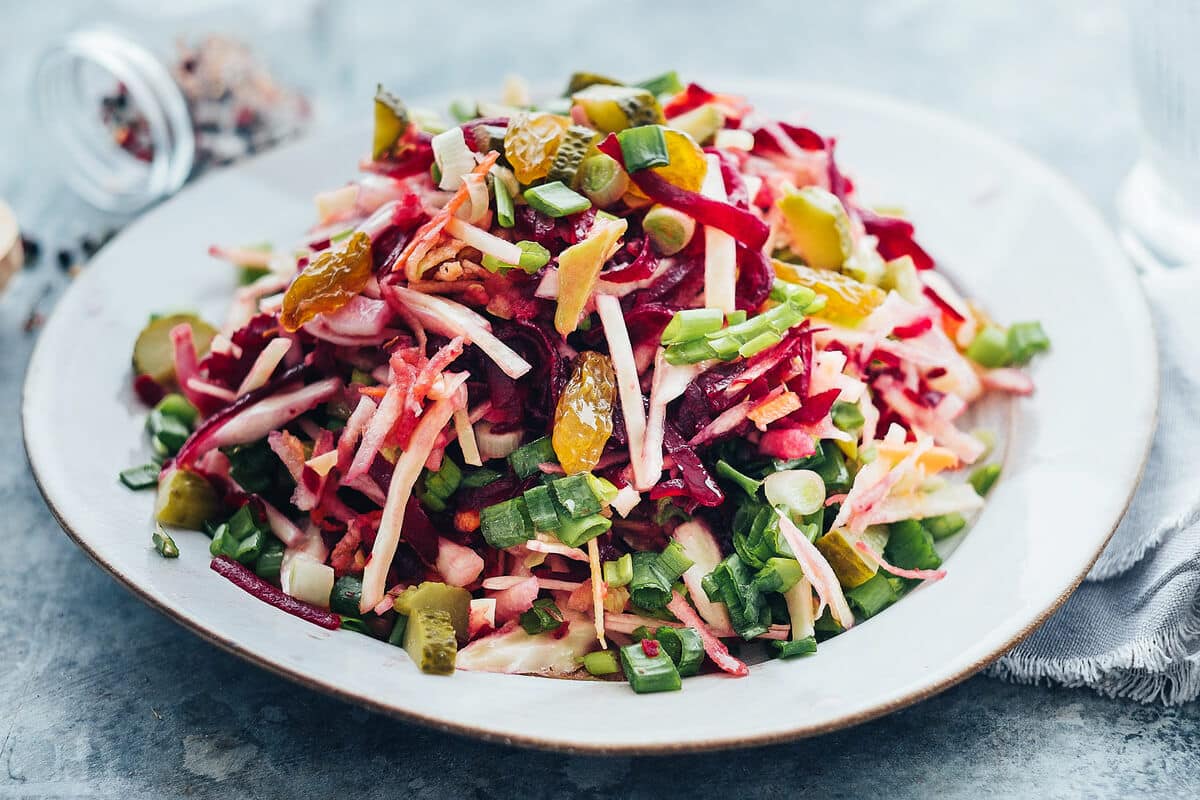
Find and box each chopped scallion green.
[885,520,942,572]
[555,513,612,548]
[1007,321,1050,365]
[480,497,535,548]
[330,575,364,617]
[831,401,865,434]
[716,459,762,499]
[845,572,899,619]
[119,463,160,491]
[254,539,285,580]
[771,636,818,659]
[616,125,670,172]
[523,181,591,218]
[969,464,1001,496]
[492,174,515,228]
[603,553,634,587]
[966,326,1011,368]
[654,626,704,676]
[635,71,684,97]
[661,308,725,344]
[549,473,602,518]
[151,525,179,559]
[519,598,566,635]
[581,649,621,676]
[923,513,968,540]
[523,484,562,533]
[508,436,556,479]
[619,641,682,693]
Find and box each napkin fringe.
[987,589,1200,705]
[1087,500,1200,582]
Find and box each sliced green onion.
[769,279,818,308]
[831,400,865,433]
[460,467,503,489]
[752,557,804,594]
[763,469,826,516]
[585,474,619,505]
[738,331,782,358]
[226,505,262,542]
[619,641,682,693]
[119,463,160,490]
[966,326,1011,368]
[492,174,515,228]
[654,626,704,677]
[661,308,724,345]
[630,552,674,610]
[726,310,747,326]
[706,334,743,361]
[146,409,190,457]
[1007,321,1050,365]
[885,520,943,572]
[616,125,670,172]
[155,393,198,427]
[151,525,179,559]
[523,485,562,533]
[771,636,818,659]
[923,513,968,541]
[969,463,1001,496]
[657,541,694,583]
[340,617,372,635]
[664,338,718,365]
[705,554,769,639]
[582,649,621,676]
[642,204,696,256]
[519,598,566,635]
[716,459,762,499]
[603,553,634,587]
[480,497,535,548]
[481,240,551,274]
[635,71,683,97]
[329,575,364,617]
[845,572,899,619]
[578,154,629,207]
[549,473,602,518]
[254,539,285,580]
[233,530,265,564]
[814,441,852,494]
[555,513,611,548]
[523,181,591,218]
[508,436,556,479]
[208,524,236,559]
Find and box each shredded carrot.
[358,385,388,400]
[397,152,500,280]
[746,391,802,430]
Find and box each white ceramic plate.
[24,82,1156,753]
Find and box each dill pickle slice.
[566,72,623,95]
[403,608,458,675]
[154,467,220,531]
[373,85,410,160]
[776,186,854,271]
[133,313,217,384]
[547,125,599,187]
[571,85,664,133]
[771,260,887,328]
[814,527,890,589]
[394,582,472,645]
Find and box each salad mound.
[123,71,1049,692]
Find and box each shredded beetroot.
[597,135,769,249]
[210,556,341,629]
[860,208,935,270]
[600,238,658,282]
[892,317,934,339]
[662,83,717,118]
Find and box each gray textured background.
[2,1,1197,797]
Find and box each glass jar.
[31,9,318,215]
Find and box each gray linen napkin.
[987,267,1200,704]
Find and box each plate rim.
[22,80,1159,754]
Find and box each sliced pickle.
[547,125,599,187]
[403,608,458,675]
[132,313,216,384]
[394,581,472,645]
[814,526,890,589]
[154,467,220,531]
[571,85,664,133]
[776,186,854,271]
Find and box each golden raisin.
[552,351,616,474]
[280,231,373,332]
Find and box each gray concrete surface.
[2,1,1198,797]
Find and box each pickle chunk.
[154,467,220,530]
[133,314,216,384]
[571,85,664,133]
[403,608,458,675]
[776,186,854,271]
[814,526,889,589]
[394,582,471,645]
